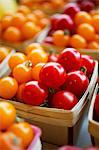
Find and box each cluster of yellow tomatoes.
[0,43,48,100]
[0,101,34,149]
[0,5,49,43]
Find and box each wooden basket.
[0,61,98,146]
[88,84,99,146]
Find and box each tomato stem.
[64,30,70,35]
[48,87,55,94]
[80,66,87,74]
[24,60,32,67]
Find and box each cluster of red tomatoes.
[44,1,99,50]
[0,101,34,149]
[0,43,95,110]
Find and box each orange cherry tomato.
[75,11,92,26]
[28,49,48,66]
[77,23,95,41]
[53,30,70,47]
[8,52,27,70]
[0,77,18,99]
[94,34,99,43]
[88,41,99,50]
[70,34,87,49]
[21,21,40,40]
[13,61,32,84]
[16,83,25,102]
[8,122,34,148]
[33,10,45,19]
[25,43,43,55]
[26,13,37,23]
[0,132,23,150]
[1,15,13,30]
[92,15,99,33]
[0,102,16,130]
[32,63,45,81]
[3,26,21,42]
[17,5,31,15]
[90,10,99,16]
[11,13,26,28]
[38,18,49,28]
[0,47,9,63]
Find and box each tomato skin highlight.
[58,48,81,73]
[22,81,48,106]
[51,91,78,110]
[40,62,66,89]
[64,70,89,98]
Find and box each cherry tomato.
[13,61,32,84]
[80,55,95,77]
[50,14,61,30]
[8,122,34,148]
[0,102,16,130]
[40,62,66,89]
[27,49,48,66]
[0,77,18,99]
[95,94,99,119]
[63,3,80,19]
[51,91,78,110]
[32,63,45,81]
[22,81,48,106]
[0,132,23,150]
[81,1,95,12]
[8,52,27,70]
[56,14,74,31]
[58,48,81,73]
[64,70,89,97]
[16,83,25,102]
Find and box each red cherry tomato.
[65,70,89,97]
[51,91,78,110]
[50,14,61,30]
[22,81,48,106]
[95,94,99,119]
[58,48,81,73]
[57,14,74,31]
[80,55,95,77]
[40,62,66,89]
[81,1,95,12]
[63,3,80,19]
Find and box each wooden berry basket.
[88,84,99,147]
[0,61,98,146]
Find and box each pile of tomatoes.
[19,0,69,14]
[0,5,49,43]
[0,43,95,110]
[44,2,99,50]
[0,101,34,149]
